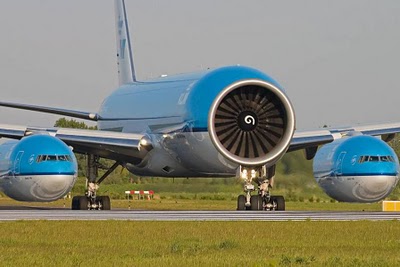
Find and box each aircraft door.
[335,152,346,176]
[14,151,24,175]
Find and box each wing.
[0,124,152,164]
[1,119,399,164]
[289,122,400,152]
[0,101,100,121]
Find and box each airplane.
[0,134,77,202]
[0,0,399,211]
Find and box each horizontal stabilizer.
[0,101,100,121]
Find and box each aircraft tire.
[71,196,80,210]
[250,195,263,210]
[237,195,246,210]
[99,196,111,210]
[274,196,285,211]
[79,196,89,210]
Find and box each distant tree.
[54,118,97,130]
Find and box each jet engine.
[208,79,295,167]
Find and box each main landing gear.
[236,165,285,211]
[72,154,120,210]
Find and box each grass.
[0,170,394,267]
[0,220,399,266]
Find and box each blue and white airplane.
[314,134,399,203]
[0,0,399,210]
[0,134,77,202]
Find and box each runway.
[0,209,399,221]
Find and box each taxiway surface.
[0,209,399,221]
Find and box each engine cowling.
[208,79,295,167]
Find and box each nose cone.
[353,175,399,202]
[318,175,399,203]
[29,174,77,202]
[4,174,77,202]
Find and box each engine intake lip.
[208,79,295,166]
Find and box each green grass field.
[0,220,399,266]
[0,183,396,267]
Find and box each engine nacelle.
[313,135,399,202]
[208,79,295,167]
[100,65,296,176]
[0,134,78,202]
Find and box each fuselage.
[97,65,289,177]
[0,135,78,201]
[313,135,399,202]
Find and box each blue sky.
[0,0,399,129]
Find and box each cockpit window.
[358,155,395,163]
[36,155,72,163]
[58,155,67,161]
[358,156,367,163]
[47,155,57,161]
[36,155,44,163]
[369,156,379,162]
[380,156,390,162]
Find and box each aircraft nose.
[31,174,77,201]
[354,175,399,202]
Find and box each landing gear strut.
[236,165,285,211]
[71,154,119,210]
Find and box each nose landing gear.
[236,165,285,211]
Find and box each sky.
[0,0,399,130]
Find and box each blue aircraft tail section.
[114,0,136,84]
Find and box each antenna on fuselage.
[114,0,137,84]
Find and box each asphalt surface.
[0,209,399,221]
